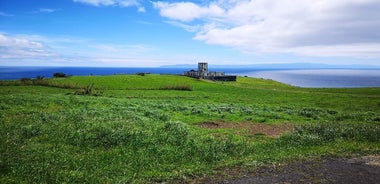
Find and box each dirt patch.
[347,155,380,166]
[193,155,380,184]
[196,121,294,138]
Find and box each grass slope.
[1,74,380,183]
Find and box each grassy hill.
[1,74,379,183]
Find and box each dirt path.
[193,122,379,183]
[195,156,380,184]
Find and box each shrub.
[159,84,192,91]
[53,72,66,78]
[36,76,45,80]
[20,78,32,85]
[74,83,102,96]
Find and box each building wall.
[198,62,208,79]
[183,62,236,81]
[213,76,237,81]
[184,70,198,78]
[207,72,225,77]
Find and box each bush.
[53,72,66,78]
[36,76,45,80]
[159,84,192,91]
[74,83,102,96]
[20,78,32,85]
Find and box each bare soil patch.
[192,155,380,184]
[196,121,294,138]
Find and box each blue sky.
[1,0,380,67]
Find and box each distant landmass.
[160,63,380,69]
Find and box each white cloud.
[118,0,139,7]
[0,34,43,48]
[153,1,224,22]
[165,21,201,32]
[0,12,14,17]
[154,0,380,58]
[0,34,54,59]
[286,44,380,58]
[73,0,145,12]
[35,8,59,13]
[0,33,171,66]
[137,6,146,13]
[73,0,117,6]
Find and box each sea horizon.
[1,66,380,88]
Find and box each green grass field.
[1,74,380,183]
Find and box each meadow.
[1,74,379,183]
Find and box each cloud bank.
[0,34,54,59]
[154,0,380,58]
[0,33,170,66]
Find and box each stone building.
[198,62,208,79]
[184,62,236,81]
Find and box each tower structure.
[198,62,208,79]
[184,62,236,81]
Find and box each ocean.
[235,69,380,88]
[0,67,185,80]
[1,66,380,88]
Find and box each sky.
[1,0,380,67]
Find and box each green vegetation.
[53,72,67,78]
[1,74,379,183]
